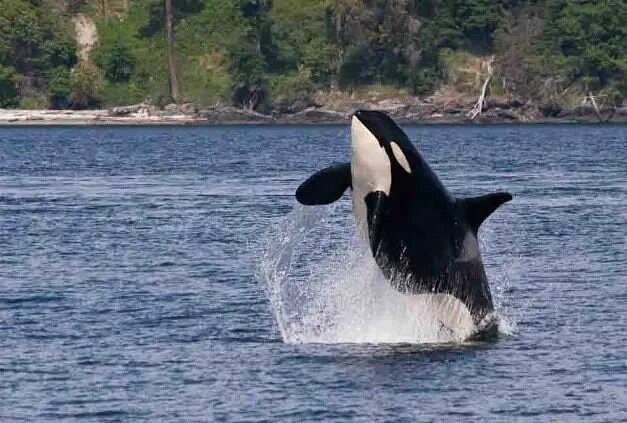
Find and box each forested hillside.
[0,0,625,114]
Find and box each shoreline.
[3,118,626,127]
[1,105,625,126]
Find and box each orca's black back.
[296,110,511,324]
[372,160,494,321]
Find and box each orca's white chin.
[350,116,391,236]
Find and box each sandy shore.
[0,109,208,125]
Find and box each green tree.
[69,63,101,108]
[229,45,267,109]
[96,39,136,82]
[494,4,546,98]
[2,0,624,110]
[270,0,330,80]
[540,0,625,90]
[0,0,77,107]
[139,0,204,37]
[47,66,71,109]
[0,65,19,107]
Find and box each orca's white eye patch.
[390,142,411,173]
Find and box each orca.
[295,110,512,340]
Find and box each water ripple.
[0,124,625,421]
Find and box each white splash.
[257,203,514,344]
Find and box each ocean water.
[0,124,625,421]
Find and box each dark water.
[0,124,625,421]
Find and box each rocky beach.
[1,96,625,126]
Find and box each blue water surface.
[0,124,625,421]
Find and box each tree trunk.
[101,0,108,20]
[165,0,179,103]
[587,92,602,121]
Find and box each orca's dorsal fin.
[296,163,351,205]
[460,192,512,233]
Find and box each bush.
[67,0,87,13]
[177,52,232,105]
[408,68,439,96]
[269,68,315,112]
[69,63,101,108]
[95,39,136,83]
[44,38,78,68]
[0,66,20,107]
[270,0,330,81]
[229,46,267,109]
[493,9,546,99]
[18,92,48,109]
[338,45,376,87]
[97,81,146,108]
[439,49,485,93]
[47,66,71,109]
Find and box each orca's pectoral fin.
[365,191,388,256]
[295,163,351,205]
[461,192,513,233]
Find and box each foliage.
[139,0,204,38]
[0,65,19,107]
[47,66,71,109]
[229,46,267,103]
[69,63,101,108]
[18,92,48,109]
[494,6,546,99]
[0,0,624,109]
[540,0,625,91]
[97,81,147,108]
[269,0,330,80]
[96,39,136,82]
[0,0,77,108]
[90,3,167,106]
[0,0,77,72]
[439,49,484,93]
[176,0,257,105]
[268,67,315,112]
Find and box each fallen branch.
[584,92,614,122]
[588,92,602,120]
[468,56,494,120]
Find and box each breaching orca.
[295,110,512,340]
